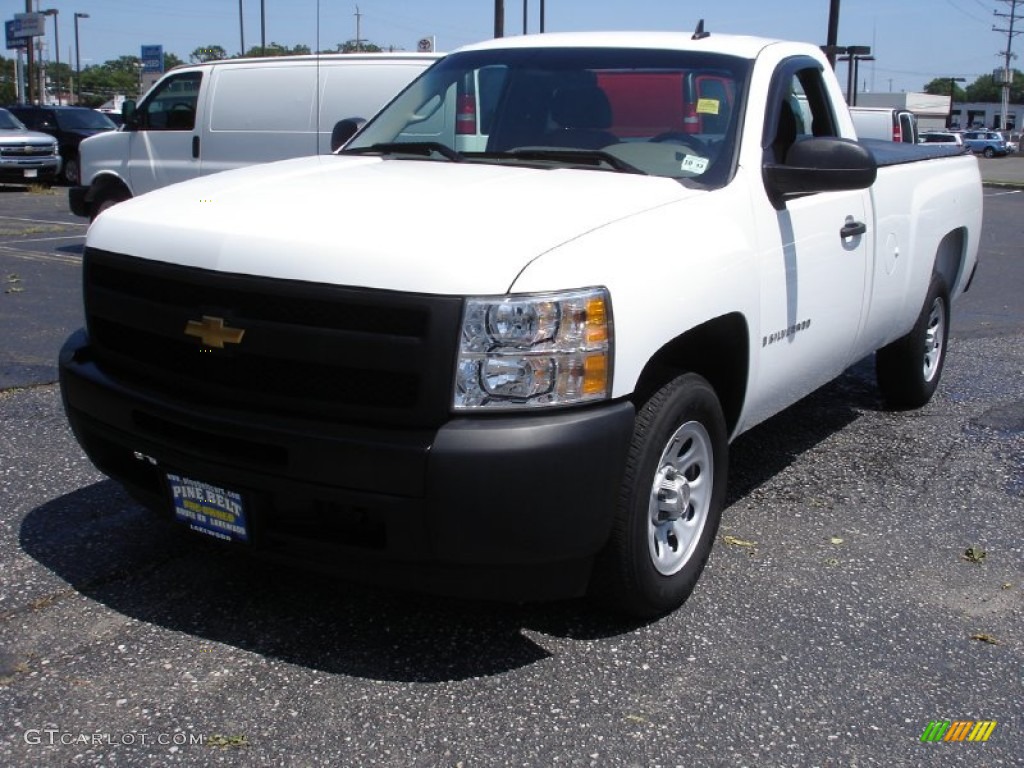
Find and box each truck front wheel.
[876,273,950,409]
[90,189,130,222]
[593,373,728,618]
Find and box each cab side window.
[767,64,838,164]
[138,72,202,131]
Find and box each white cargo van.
[69,53,440,219]
[849,106,918,143]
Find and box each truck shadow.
[19,360,884,682]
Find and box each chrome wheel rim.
[923,296,946,383]
[647,420,713,576]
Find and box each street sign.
[5,20,28,51]
[13,12,45,37]
[141,44,164,74]
[417,37,434,52]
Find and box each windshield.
[0,109,26,131]
[345,47,750,187]
[55,109,118,131]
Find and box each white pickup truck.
[59,27,983,617]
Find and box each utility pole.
[494,0,504,38]
[993,0,1021,131]
[825,0,841,67]
[25,0,35,105]
[354,6,362,51]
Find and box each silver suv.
[961,130,1008,158]
[0,108,62,185]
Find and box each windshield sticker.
[696,98,721,115]
[681,154,709,174]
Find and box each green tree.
[923,77,967,102]
[336,40,384,53]
[241,42,312,57]
[78,56,145,104]
[964,70,1023,103]
[165,52,185,70]
[1,54,18,104]
[190,45,227,63]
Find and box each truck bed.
[859,138,969,167]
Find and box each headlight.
[454,287,612,410]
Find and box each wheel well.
[86,174,132,205]
[631,313,749,436]
[933,227,966,292]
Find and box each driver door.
[126,70,204,196]
[748,60,872,424]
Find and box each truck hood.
[87,154,695,294]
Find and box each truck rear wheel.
[876,273,950,409]
[593,373,728,618]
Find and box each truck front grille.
[0,144,54,158]
[82,248,463,427]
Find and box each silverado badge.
[184,316,245,348]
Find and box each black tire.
[592,373,728,618]
[983,146,995,158]
[90,190,129,222]
[63,156,79,186]
[876,273,950,409]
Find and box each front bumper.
[59,329,636,600]
[0,157,60,183]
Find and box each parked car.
[0,107,61,185]
[69,52,440,220]
[918,131,964,147]
[95,108,124,127]
[849,106,918,143]
[960,130,1008,158]
[61,30,983,617]
[997,131,1018,153]
[4,104,118,185]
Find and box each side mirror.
[121,100,138,128]
[763,137,877,209]
[331,118,365,152]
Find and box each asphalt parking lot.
[0,168,1021,766]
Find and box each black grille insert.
[83,248,463,427]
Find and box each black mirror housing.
[331,118,366,152]
[121,100,138,128]
[763,137,877,209]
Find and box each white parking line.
[10,235,86,244]
[0,245,81,265]
[0,215,88,227]
[984,189,1022,197]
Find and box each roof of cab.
[454,30,782,59]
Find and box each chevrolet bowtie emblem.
[184,315,245,348]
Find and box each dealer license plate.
[168,473,249,543]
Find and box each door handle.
[840,220,866,239]
[192,135,200,159]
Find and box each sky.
[5,0,1018,94]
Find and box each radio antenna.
[316,0,322,154]
[692,19,710,41]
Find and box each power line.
[993,0,1022,130]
